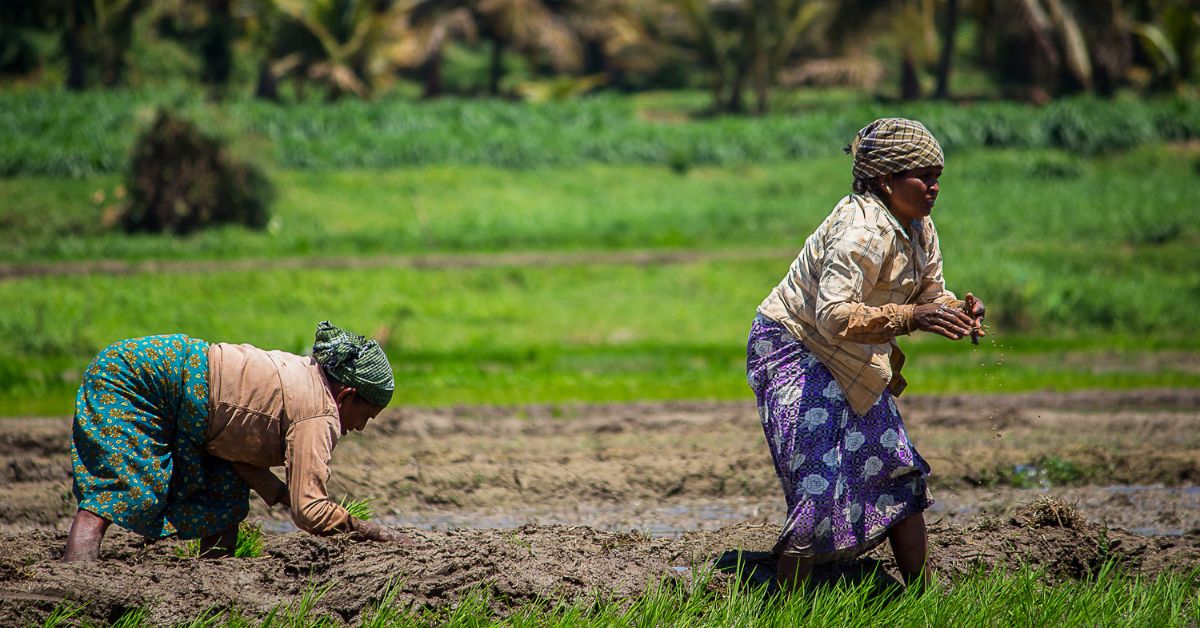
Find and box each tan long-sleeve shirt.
[204,343,351,535]
[757,192,962,415]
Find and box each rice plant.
[174,521,264,559]
[37,563,1200,626]
[339,496,376,521]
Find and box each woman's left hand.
[963,293,986,343]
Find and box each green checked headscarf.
[312,321,394,407]
[844,118,944,194]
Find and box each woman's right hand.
[349,518,416,544]
[913,302,975,340]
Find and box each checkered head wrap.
[844,118,944,193]
[312,321,394,407]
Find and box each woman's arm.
[283,416,412,542]
[284,416,352,534]
[814,231,917,344]
[231,462,289,508]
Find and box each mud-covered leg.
[198,525,238,558]
[63,509,110,562]
[776,553,815,592]
[888,512,930,589]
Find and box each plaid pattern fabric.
[844,118,944,187]
[311,321,394,406]
[756,192,960,415]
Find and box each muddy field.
[1,389,1198,623]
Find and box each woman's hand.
[349,518,415,544]
[913,302,975,340]
[963,293,986,344]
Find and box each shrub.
[122,109,273,234]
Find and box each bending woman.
[747,118,985,589]
[64,321,409,561]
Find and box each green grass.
[3,88,1200,177]
[2,145,1198,264]
[1,146,1197,415]
[45,564,1200,626]
[0,257,1196,416]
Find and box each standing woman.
[747,118,985,589]
[63,321,409,561]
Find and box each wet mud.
[0,389,1198,623]
[1,510,1197,625]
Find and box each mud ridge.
[1,509,1196,626]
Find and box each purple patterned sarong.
[746,314,932,562]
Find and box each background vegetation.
[1,0,1198,416]
[3,138,1198,415]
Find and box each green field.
[4,89,1200,177]
[3,144,1199,415]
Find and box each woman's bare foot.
[63,509,110,562]
[776,553,815,592]
[888,512,930,589]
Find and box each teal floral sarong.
[70,335,249,539]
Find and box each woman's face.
[883,166,942,223]
[335,389,383,435]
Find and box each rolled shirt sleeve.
[285,415,352,534]
[815,231,916,344]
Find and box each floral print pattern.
[71,335,249,540]
[746,315,932,562]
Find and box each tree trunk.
[422,44,444,99]
[709,65,725,113]
[753,55,769,114]
[900,47,921,101]
[200,0,234,95]
[255,60,279,100]
[727,64,747,113]
[488,36,504,96]
[66,0,86,90]
[66,25,86,90]
[934,0,958,99]
[753,11,769,114]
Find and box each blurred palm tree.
[407,0,582,96]
[271,0,408,99]
[1129,0,1199,91]
[820,0,940,100]
[557,0,667,87]
[830,0,1141,101]
[386,4,475,97]
[973,0,1134,99]
[153,0,236,96]
[10,0,149,89]
[668,0,826,113]
[241,0,407,100]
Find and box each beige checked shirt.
[757,192,962,415]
